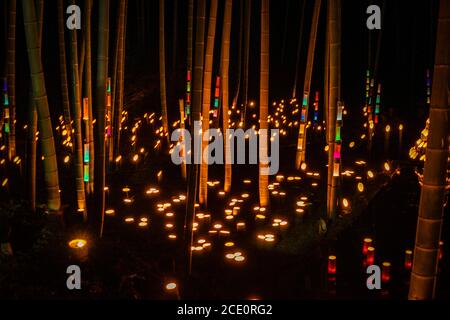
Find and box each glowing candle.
[366,246,375,265]
[68,238,88,262]
[381,262,391,283]
[328,255,337,275]
[405,250,413,270]
[363,238,373,255]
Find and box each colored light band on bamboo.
[2,78,7,92]
[3,93,8,106]
[107,77,111,93]
[313,92,319,122]
[299,123,305,135]
[300,109,306,122]
[106,93,111,107]
[334,144,341,159]
[302,94,308,107]
[333,162,340,177]
[337,104,343,122]
[83,98,89,120]
[335,127,341,142]
[187,69,191,82]
[84,164,89,182]
[4,108,10,119]
[84,144,90,163]
[213,76,220,111]
[4,123,10,134]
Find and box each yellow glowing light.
[68,239,87,249]
[367,170,374,179]
[166,282,177,290]
[384,162,390,172]
[357,182,364,192]
[342,198,350,208]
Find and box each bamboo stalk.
[222,0,233,194]
[409,0,450,300]
[7,0,16,161]
[199,0,218,206]
[259,0,270,207]
[22,0,61,212]
[95,0,110,237]
[295,0,321,169]
[68,0,87,218]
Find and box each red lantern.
[328,255,337,275]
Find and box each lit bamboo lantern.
[405,249,413,270]
[366,247,375,265]
[236,222,246,232]
[68,238,88,262]
[362,238,373,255]
[328,255,337,275]
[381,262,391,283]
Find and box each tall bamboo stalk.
[27,0,43,212]
[185,0,206,276]
[84,0,94,194]
[110,0,126,163]
[232,0,243,109]
[57,0,73,138]
[68,0,87,217]
[241,0,251,125]
[409,0,450,300]
[295,0,321,169]
[7,0,16,161]
[222,0,233,194]
[326,0,340,220]
[95,0,110,237]
[259,0,269,207]
[159,0,169,141]
[199,0,218,206]
[114,0,127,160]
[22,0,61,212]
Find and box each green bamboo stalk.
[22,0,61,212]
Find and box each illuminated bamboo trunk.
[199,0,218,206]
[179,99,186,180]
[259,0,269,207]
[409,0,450,300]
[7,0,16,161]
[295,0,321,169]
[27,0,43,212]
[84,0,94,194]
[57,0,73,139]
[232,0,243,109]
[326,0,340,220]
[111,0,126,163]
[22,0,61,211]
[241,0,251,125]
[68,0,87,218]
[159,0,169,141]
[221,0,233,193]
[185,0,206,276]
[95,0,110,237]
